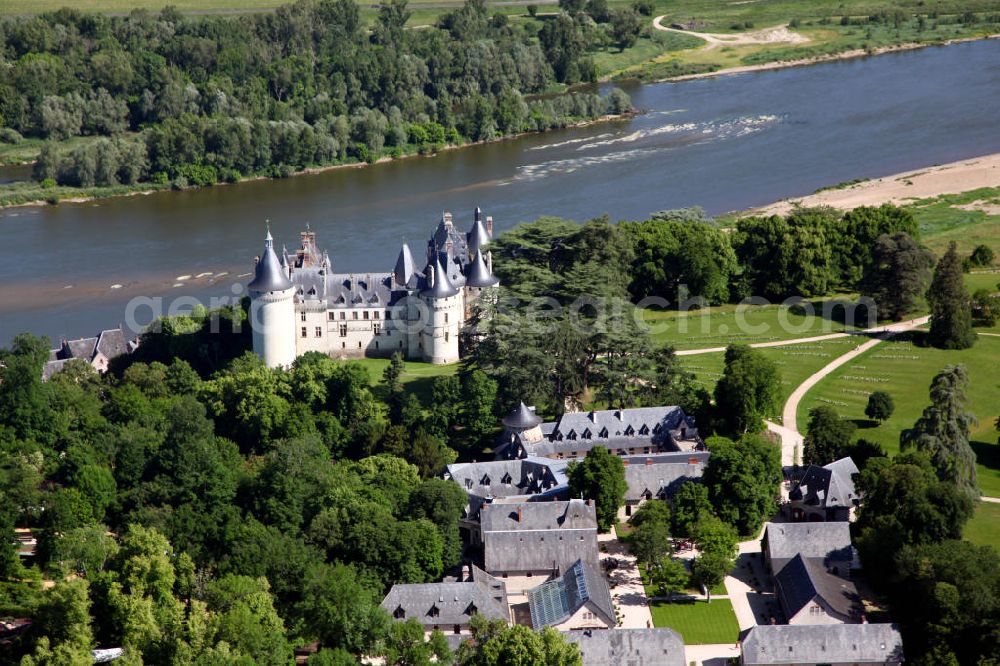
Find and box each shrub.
[0,128,23,144]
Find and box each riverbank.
[649,33,1000,84]
[748,152,1000,216]
[0,112,633,211]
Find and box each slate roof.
[528,560,614,629]
[481,499,597,532]
[468,213,491,257]
[764,522,854,575]
[95,328,129,359]
[380,572,510,628]
[64,336,98,360]
[248,231,293,293]
[502,402,543,429]
[501,406,700,459]
[482,500,599,573]
[563,629,686,666]
[741,623,904,665]
[465,249,499,288]
[621,452,710,501]
[789,456,860,508]
[422,254,460,299]
[42,359,69,380]
[774,554,861,621]
[446,458,569,521]
[393,243,417,287]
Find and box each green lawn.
[906,186,1000,258]
[678,336,861,423]
[649,598,740,644]
[965,502,1000,552]
[642,299,865,351]
[348,357,458,405]
[797,334,1000,496]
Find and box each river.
[1,39,998,345]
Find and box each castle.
[248,208,500,368]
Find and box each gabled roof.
[465,249,499,288]
[95,328,129,359]
[741,623,904,665]
[622,452,710,501]
[446,457,567,501]
[563,628,686,666]
[528,560,614,629]
[63,336,98,360]
[774,554,860,620]
[502,402,543,429]
[480,499,596,533]
[380,573,509,628]
[764,522,853,574]
[789,456,859,508]
[248,230,293,293]
[482,500,600,573]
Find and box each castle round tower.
[421,255,462,364]
[248,230,297,369]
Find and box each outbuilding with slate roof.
[527,560,615,631]
[380,567,510,638]
[774,554,862,624]
[762,522,856,577]
[785,457,860,522]
[619,451,710,519]
[481,499,600,593]
[741,623,904,665]
[563,628,686,666]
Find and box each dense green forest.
[0,0,633,191]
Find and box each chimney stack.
[517,507,522,522]
[486,216,493,236]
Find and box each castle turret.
[468,209,492,260]
[420,254,461,364]
[393,243,416,287]
[502,402,544,444]
[248,229,296,369]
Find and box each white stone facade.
[248,210,499,367]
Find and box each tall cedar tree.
[713,345,781,435]
[926,242,977,349]
[803,405,856,465]
[900,364,979,499]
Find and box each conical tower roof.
[465,249,500,288]
[468,216,491,257]
[248,229,293,293]
[394,243,416,286]
[421,254,459,298]
[502,402,542,429]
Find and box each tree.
[649,556,688,600]
[629,501,672,569]
[27,578,94,658]
[691,515,738,561]
[858,232,933,321]
[926,242,977,349]
[803,406,856,465]
[670,481,712,537]
[382,619,451,666]
[610,9,642,51]
[713,345,781,435]
[701,435,780,536]
[205,575,293,665]
[567,446,626,531]
[691,550,730,602]
[900,365,979,499]
[967,243,994,268]
[865,390,895,423]
[294,563,390,655]
[455,616,582,666]
[971,288,1000,326]
[838,204,919,285]
[854,452,974,581]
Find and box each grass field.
[642,300,867,351]
[796,333,1000,496]
[349,357,458,405]
[906,186,1000,257]
[965,502,1000,552]
[649,598,740,644]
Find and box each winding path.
[651,17,808,48]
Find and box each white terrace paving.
[598,528,653,629]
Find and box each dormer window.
[501,473,512,485]
[466,602,478,616]
[567,430,577,440]
[599,428,609,438]
[393,605,406,619]
[582,429,591,439]
[480,474,491,486]
[428,605,440,618]
[639,424,650,435]
[625,425,635,436]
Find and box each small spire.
[264,220,273,247]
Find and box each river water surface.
[2,39,998,344]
